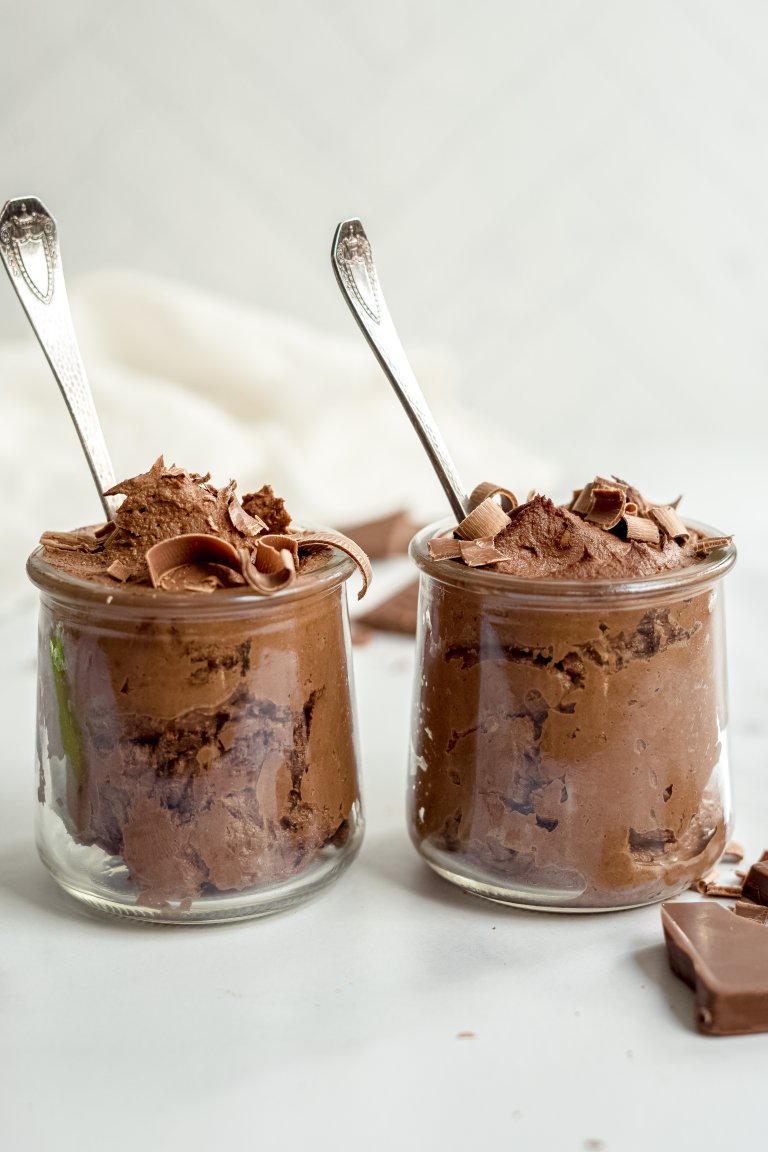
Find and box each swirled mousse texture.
[410,477,733,910]
[36,460,367,908]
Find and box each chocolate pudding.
[408,478,735,911]
[30,459,370,921]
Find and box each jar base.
[38,820,363,925]
[422,856,692,914]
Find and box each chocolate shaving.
[294,530,372,600]
[428,537,463,561]
[585,486,626,531]
[700,883,744,898]
[240,544,296,594]
[649,505,690,542]
[468,481,518,514]
[458,538,506,567]
[695,536,733,557]
[455,497,510,541]
[722,841,744,864]
[146,534,246,593]
[622,514,661,545]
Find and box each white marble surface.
[1,550,767,1152]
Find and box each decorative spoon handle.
[332,218,470,521]
[0,196,119,520]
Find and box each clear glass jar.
[28,545,363,924]
[408,519,736,912]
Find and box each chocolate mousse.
[410,476,734,910]
[33,459,370,909]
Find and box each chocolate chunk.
[742,861,768,907]
[661,902,768,1035]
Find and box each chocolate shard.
[742,861,768,907]
[458,538,506,567]
[661,902,768,1035]
[428,536,463,561]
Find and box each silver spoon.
[0,196,120,520]
[332,218,470,521]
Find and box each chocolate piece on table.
[358,579,419,635]
[733,900,768,926]
[341,510,419,559]
[741,861,768,907]
[661,902,768,1035]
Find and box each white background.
[2,4,768,1149]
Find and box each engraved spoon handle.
[0,196,119,520]
[332,218,470,521]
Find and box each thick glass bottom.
[418,839,699,914]
[37,809,363,925]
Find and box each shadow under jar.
[408,520,736,912]
[28,546,363,924]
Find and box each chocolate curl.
[571,483,595,515]
[649,505,690,542]
[455,497,510,541]
[623,514,661,545]
[722,841,745,864]
[468,481,518,514]
[294,530,372,600]
[585,486,626,531]
[240,540,297,594]
[695,535,733,557]
[146,533,246,593]
[427,537,463,560]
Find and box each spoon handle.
[332,218,470,521]
[0,196,119,520]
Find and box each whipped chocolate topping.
[34,459,367,908]
[411,476,733,909]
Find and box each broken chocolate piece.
[458,538,506,568]
[341,510,419,559]
[662,901,768,1035]
[742,861,768,907]
[358,579,419,635]
[428,536,463,561]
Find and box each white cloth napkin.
[0,270,559,616]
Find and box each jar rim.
[27,535,356,617]
[409,516,736,605]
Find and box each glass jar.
[28,545,363,924]
[408,520,736,912]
